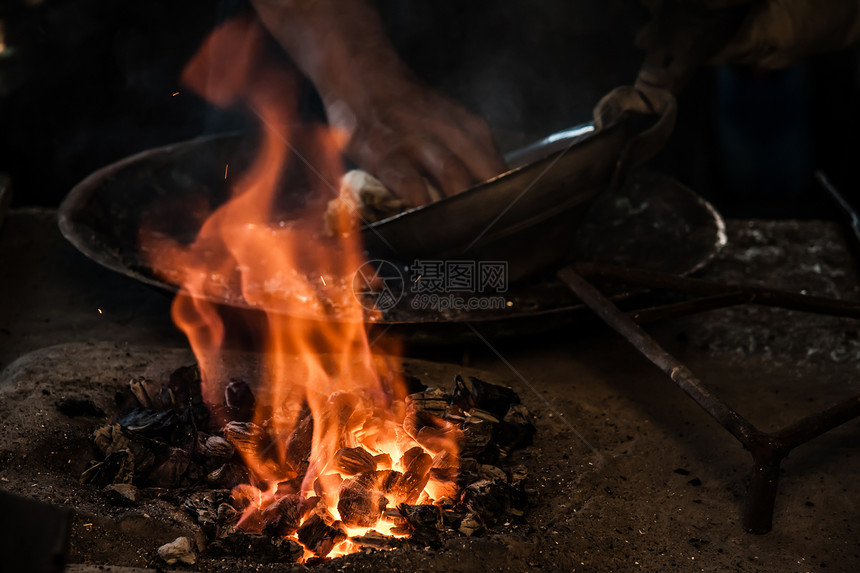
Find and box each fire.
[140,17,458,561]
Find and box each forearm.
[250,0,410,109]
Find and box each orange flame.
[141,17,458,560]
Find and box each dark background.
[1,0,859,219]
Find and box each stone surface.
[2,210,859,572]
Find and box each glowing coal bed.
[80,362,533,566]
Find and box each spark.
[172,91,179,97]
[224,164,229,179]
[97,308,103,315]
[413,274,422,283]
[320,275,327,286]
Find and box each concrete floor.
[1,209,858,571]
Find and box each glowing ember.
[140,17,460,561]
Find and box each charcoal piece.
[238,507,263,534]
[442,509,465,527]
[397,503,442,529]
[80,449,133,487]
[458,514,483,537]
[451,375,520,419]
[390,450,432,504]
[404,407,461,454]
[397,503,442,546]
[492,404,536,451]
[209,530,302,563]
[299,496,321,519]
[223,421,265,456]
[459,479,527,526]
[480,465,508,482]
[129,376,173,411]
[217,502,240,525]
[200,435,234,459]
[157,536,196,565]
[224,379,256,422]
[337,477,388,527]
[374,453,393,470]
[168,364,203,407]
[261,495,301,537]
[376,470,402,494]
[297,514,347,557]
[285,413,313,471]
[232,484,263,512]
[147,448,190,488]
[313,474,343,498]
[333,447,376,476]
[381,508,407,527]
[103,483,139,506]
[117,408,178,438]
[91,425,158,474]
[206,463,250,489]
[275,476,303,497]
[350,530,405,550]
[461,419,493,456]
[55,398,105,418]
[466,408,500,423]
[184,490,233,533]
[510,464,527,485]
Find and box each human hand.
[325,73,507,207]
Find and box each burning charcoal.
[157,536,197,565]
[206,463,250,489]
[442,508,465,528]
[313,474,343,498]
[389,449,432,504]
[55,398,106,418]
[147,448,190,488]
[374,453,393,470]
[275,476,303,497]
[223,421,266,456]
[80,449,133,487]
[261,494,301,537]
[350,530,405,550]
[209,531,302,563]
[405,390,450,414]
[458,514,484,537]
[334,447,376,476]
[337,476,389,527]
[299,496,321,519]
[232,484,263,512]
[103,483,139,506]
[184,490,233,533]
[381,508,407,527]
[238,508,264,534]
[285,413,314,471]
[452,375,520,419]
[117,407,178,438]
[224,378,256,422]
[297,514,347,557]
[461,419,493,456]
[397,503,442,546]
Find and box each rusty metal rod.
[776,392,860,450]
[557,266,758,445]
[574,262,860,319]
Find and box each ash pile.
[79,365,535,565]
